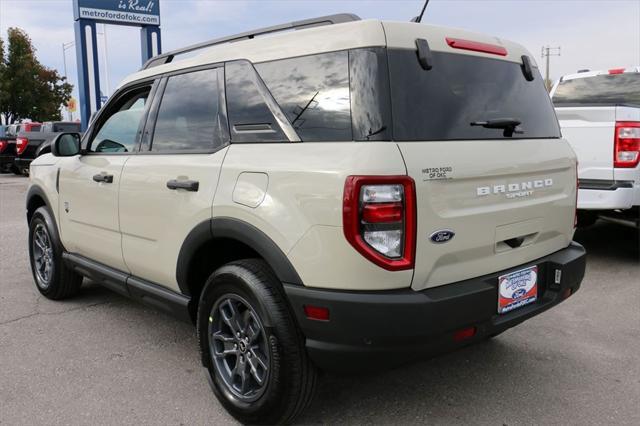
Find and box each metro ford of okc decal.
[498,265,538,314]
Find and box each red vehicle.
[1,122,41,174]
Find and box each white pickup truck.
[551,67,640,227]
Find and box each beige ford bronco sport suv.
[26,14,586,424]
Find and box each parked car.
[15,121,80,175]
[2,122,41,175]
[26,14,586,424]
[551,67,640,228]
[0,125,15,173]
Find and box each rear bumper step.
[284,242,586,372]
[578,179,634,191]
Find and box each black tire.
[197,259,317,425]
[12,166,22,176]
[28,206,83,299]
[576,210,598,228]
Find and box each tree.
[0,28,72,124]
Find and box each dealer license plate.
[498,265,538,314]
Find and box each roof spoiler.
[141,13,361,70]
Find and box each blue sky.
[1,0,639,120]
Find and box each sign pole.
[141,25,162,64]
[74,18,101,131]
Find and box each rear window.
[388,50,561,140]
[553,73,640,106]
[53,123,81,132]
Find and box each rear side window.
[256,51,351,141]
[553,73,640,106]
[151,68,226,152]
[225,60,287,143]
[388,50,561,140]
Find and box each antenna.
[411,0,430,23]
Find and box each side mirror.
[51,133,81,157]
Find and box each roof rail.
[141,13,361,70]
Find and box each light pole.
[62,41,75,120]
[541,46,561,92]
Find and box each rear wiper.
[470,118,522,137]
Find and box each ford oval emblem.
[429,229,455,244]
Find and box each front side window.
[256,51,351,141]
[89,87,150,153]
[151,68,225,152]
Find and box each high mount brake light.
[445,37,508,56]
[16,137,28,155]
[343,176,416,271]
[614,122,640,168]
[608,68,625,75]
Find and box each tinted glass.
[256,51,351,141]
[151,69,224,152]
[388,50,561,140]
[349,48,392,141]
[226,60,287,142]
[0,126,5,138]
[553,73,640,105]
[53,123,81,132]
[90,88,149,153]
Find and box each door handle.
[166,179,199,192]
[93,173,113,183]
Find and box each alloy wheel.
[32,223,54,288]
[209,294,271,402]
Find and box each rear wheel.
[28,206,83,299]
[197,259,317,425]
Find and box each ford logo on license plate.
[429,229,455,244]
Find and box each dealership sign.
[73,0,162,131]
[74,0,160,26]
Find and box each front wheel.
[197,259,317,425]
[28,206,83,299]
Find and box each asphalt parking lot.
[1,173,639,425]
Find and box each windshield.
[53,123,81,132]
[388,50,560,140]
[553,73,640,106]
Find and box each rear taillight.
[574,160,578,228]
[343,176,416,271]
[614,121,640,168]
[0,140,6,153]
[16,137,28,155]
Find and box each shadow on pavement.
[574,219,639,264]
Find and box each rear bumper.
[0,154,14,169]
[578,179,639,209]
[285,242,586,372]
[13,157,32,170]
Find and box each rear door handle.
[166,179,199,192]
[93,173,113,183]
